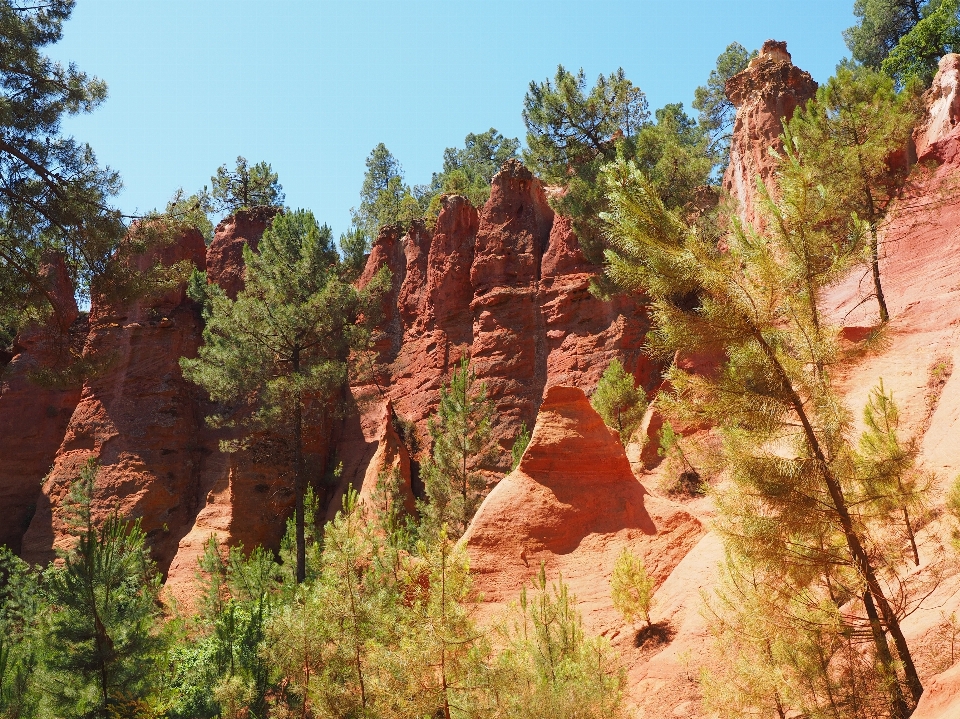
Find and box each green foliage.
[882,0,960,86]
[352,143,422,240]
[657,421,702,497]
[788,63,923,322]
[523,65,649,262]
[591,358,646,444]
[511,422,531,471]
[0,548,41,719]
[0,0,126,333]
[419,358,499,539]
[633,103,714,212]
[524,65,714,265]
[420,128,521,217]
[856,381,929,565]
[162,188,215,244]
[692,42,756,174]
[42,460,165,719]
[490,565,628,718]
[338,224,370,283]
[209,156,284,213]
[181,208,389,583]
[610,548,654,627]
[844,0,955,74]
[602,146,931,713]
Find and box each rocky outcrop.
[330,162,659,518]
[461,385,702,601]
[22,230,208,572]
[723,40,817,227]
[912,662,960,719]
[357,400,415,516]
[0,255,84,554]
[206,206,281,299]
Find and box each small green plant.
[610,548,655,628]
[511,421,531,470]
[591,359,647,445]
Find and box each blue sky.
[50,0,855,239]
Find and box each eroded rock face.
[461,384,703,620]
[0,255,83,554]
[206,206,281,299]
[914,54,960,164]
[357,400,415,516]
[330,162,660,517]
[723,40,817,227]
[21,230,208,572]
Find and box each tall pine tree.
[181,210,389,583]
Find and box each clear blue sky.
[50,0,855,239]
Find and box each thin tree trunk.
[864,590,909,719]
[753,329,923,705]
[293,351,305,585]
[903,507,920,566]
[870,227,890,323]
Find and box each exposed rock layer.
[331,164,657,515]
[0,255,83,554]
[722,40,817,227]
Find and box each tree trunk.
[864,590,909,719]
[870,227,890,323]
[754,329,923,706]
[293,351,305,585]
[903,507,920,566]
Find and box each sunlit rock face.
[722,39,817,228]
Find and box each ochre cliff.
[330,160,655,515]
[722,39,817,227]
[0,255,84,554]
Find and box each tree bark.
[754,328,923,705]
[293,350,305,585]
[870,228,890,323]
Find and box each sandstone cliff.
[722,39,817,227]
[330,160,656,516]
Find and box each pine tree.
[591,358,647,445]
[881,0,960,86]
[209,156,284,213]
[0,0,126,332]
[0,547,41,718]
[351,143,421,239]
[856,381,929,566]
[610,548,654,628]
[181,209,389,584]
[41,459,164,719]
[602,146,928,714]
[693,42,756,174]
[787,64,922,322]
[490,565,628,719]
[419,358,499,539]
[420,128,521,217]
[523,66,649,262]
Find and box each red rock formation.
[21,229,208,572]
[0,255,83,553]
[461,384,703,616]
[912,662,960,719]
[723,40,817,227]
[331,162,660,519]
[469,160,555,444]
[205,206,281,299]
[357,400,415,516]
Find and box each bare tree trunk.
[870,228,890,323]
[864,590,909,719]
